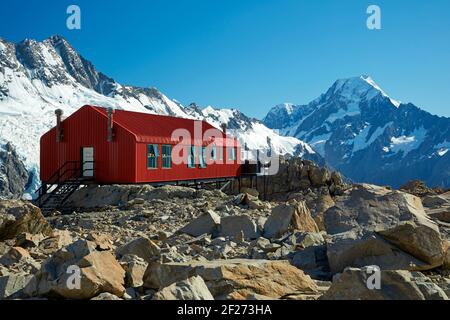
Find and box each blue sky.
[1,0,450,119]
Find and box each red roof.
[89,106,239,146]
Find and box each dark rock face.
[235,156,348,201]
[0,143,29,199]
[47,36,116,96]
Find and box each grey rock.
[143,259,318,299]
[178,210,221,237]
[322,267,448,300]
[217,215,259,240]
[0,200,53,241]
[120,254,148,288]
[291,245,330,280]
[116,237,160,263]
[152,275,214,300]
[24,239,125,300]
[324,184,444,273]
[0,273,33,299]
[264,200,318,239]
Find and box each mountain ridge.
[263,76,450,188]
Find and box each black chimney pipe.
[221,123,227,135]
[55,109,63,142]
[107,107,115,142]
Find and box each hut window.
[162,145,172,169]
[199,147,207,168]
[228,147,236,161]
[210,145,217,161]
[147,144,159,169]
[188,146,196,168]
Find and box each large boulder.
[309,194,335,231]
[421,192,450,222]
[116,237,160,263]
[120,254,148,288]
[291,245,330,280]
[217,215,259,240]
[66,184,198,209]
[152,275,214,300]
[0,273,33,299]
[422,194,450,208]
[38,230,73,255]
[178,210,221,237]
[143,259,318,299]
[65,185,146,208]
[0,201,52,241]
[322,267,448,300]
[264,200,319,239]
[324,184,445,274]
[25,239,125,299]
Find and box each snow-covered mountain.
[263,75,450,188]
[184,103,320,162]
[0,35,317,198]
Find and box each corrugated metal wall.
[40,106,136,183]
[41,105,241,185]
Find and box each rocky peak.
[46,35,116,95]
[325,75,401,107]
[0,142,29,199]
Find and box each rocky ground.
[0,159,449,300]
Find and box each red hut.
[37,105,241,212]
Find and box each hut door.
[81,147,94,177]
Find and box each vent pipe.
[221,123,227,135]
[55,109,64,142]
[107,107,115,142]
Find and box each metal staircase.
[34,161,94,216]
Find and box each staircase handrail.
[34,160,95,198]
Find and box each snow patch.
[326,102,360,123]
[389,127,427,156]
[435,141,450,157]
[352,122,393,153]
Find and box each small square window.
[228,147,236,161]
[210,145,217,161]
[162,145,172,168]
[188,146,196,168]
[147,144,159,169]
[199,147,207,168]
